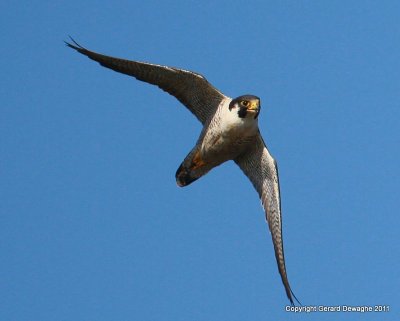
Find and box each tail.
[176,163,200,187]
[175,149,211,187]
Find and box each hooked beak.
[247,99,260,113]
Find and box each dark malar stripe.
[237,107,247,118]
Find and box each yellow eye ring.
[241,100,249,107]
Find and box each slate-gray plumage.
[66,38,299,305]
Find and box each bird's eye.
[241,100,249,107]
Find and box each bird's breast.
[200,102,259,163]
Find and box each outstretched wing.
[65,37,227,124]
[234,134,299,305]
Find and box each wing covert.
[65,37,227,124]
[234,134,299,305]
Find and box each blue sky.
[1,1,399,320]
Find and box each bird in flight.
[66,37,299,305]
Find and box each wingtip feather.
[64,35,85,51]
[288,289,302,306]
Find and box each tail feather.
[176,164,200,187]
[175,149,211,187]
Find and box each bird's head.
[229,95,261,119]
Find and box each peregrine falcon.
[65,37,300,305]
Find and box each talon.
[192,151,206,170]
